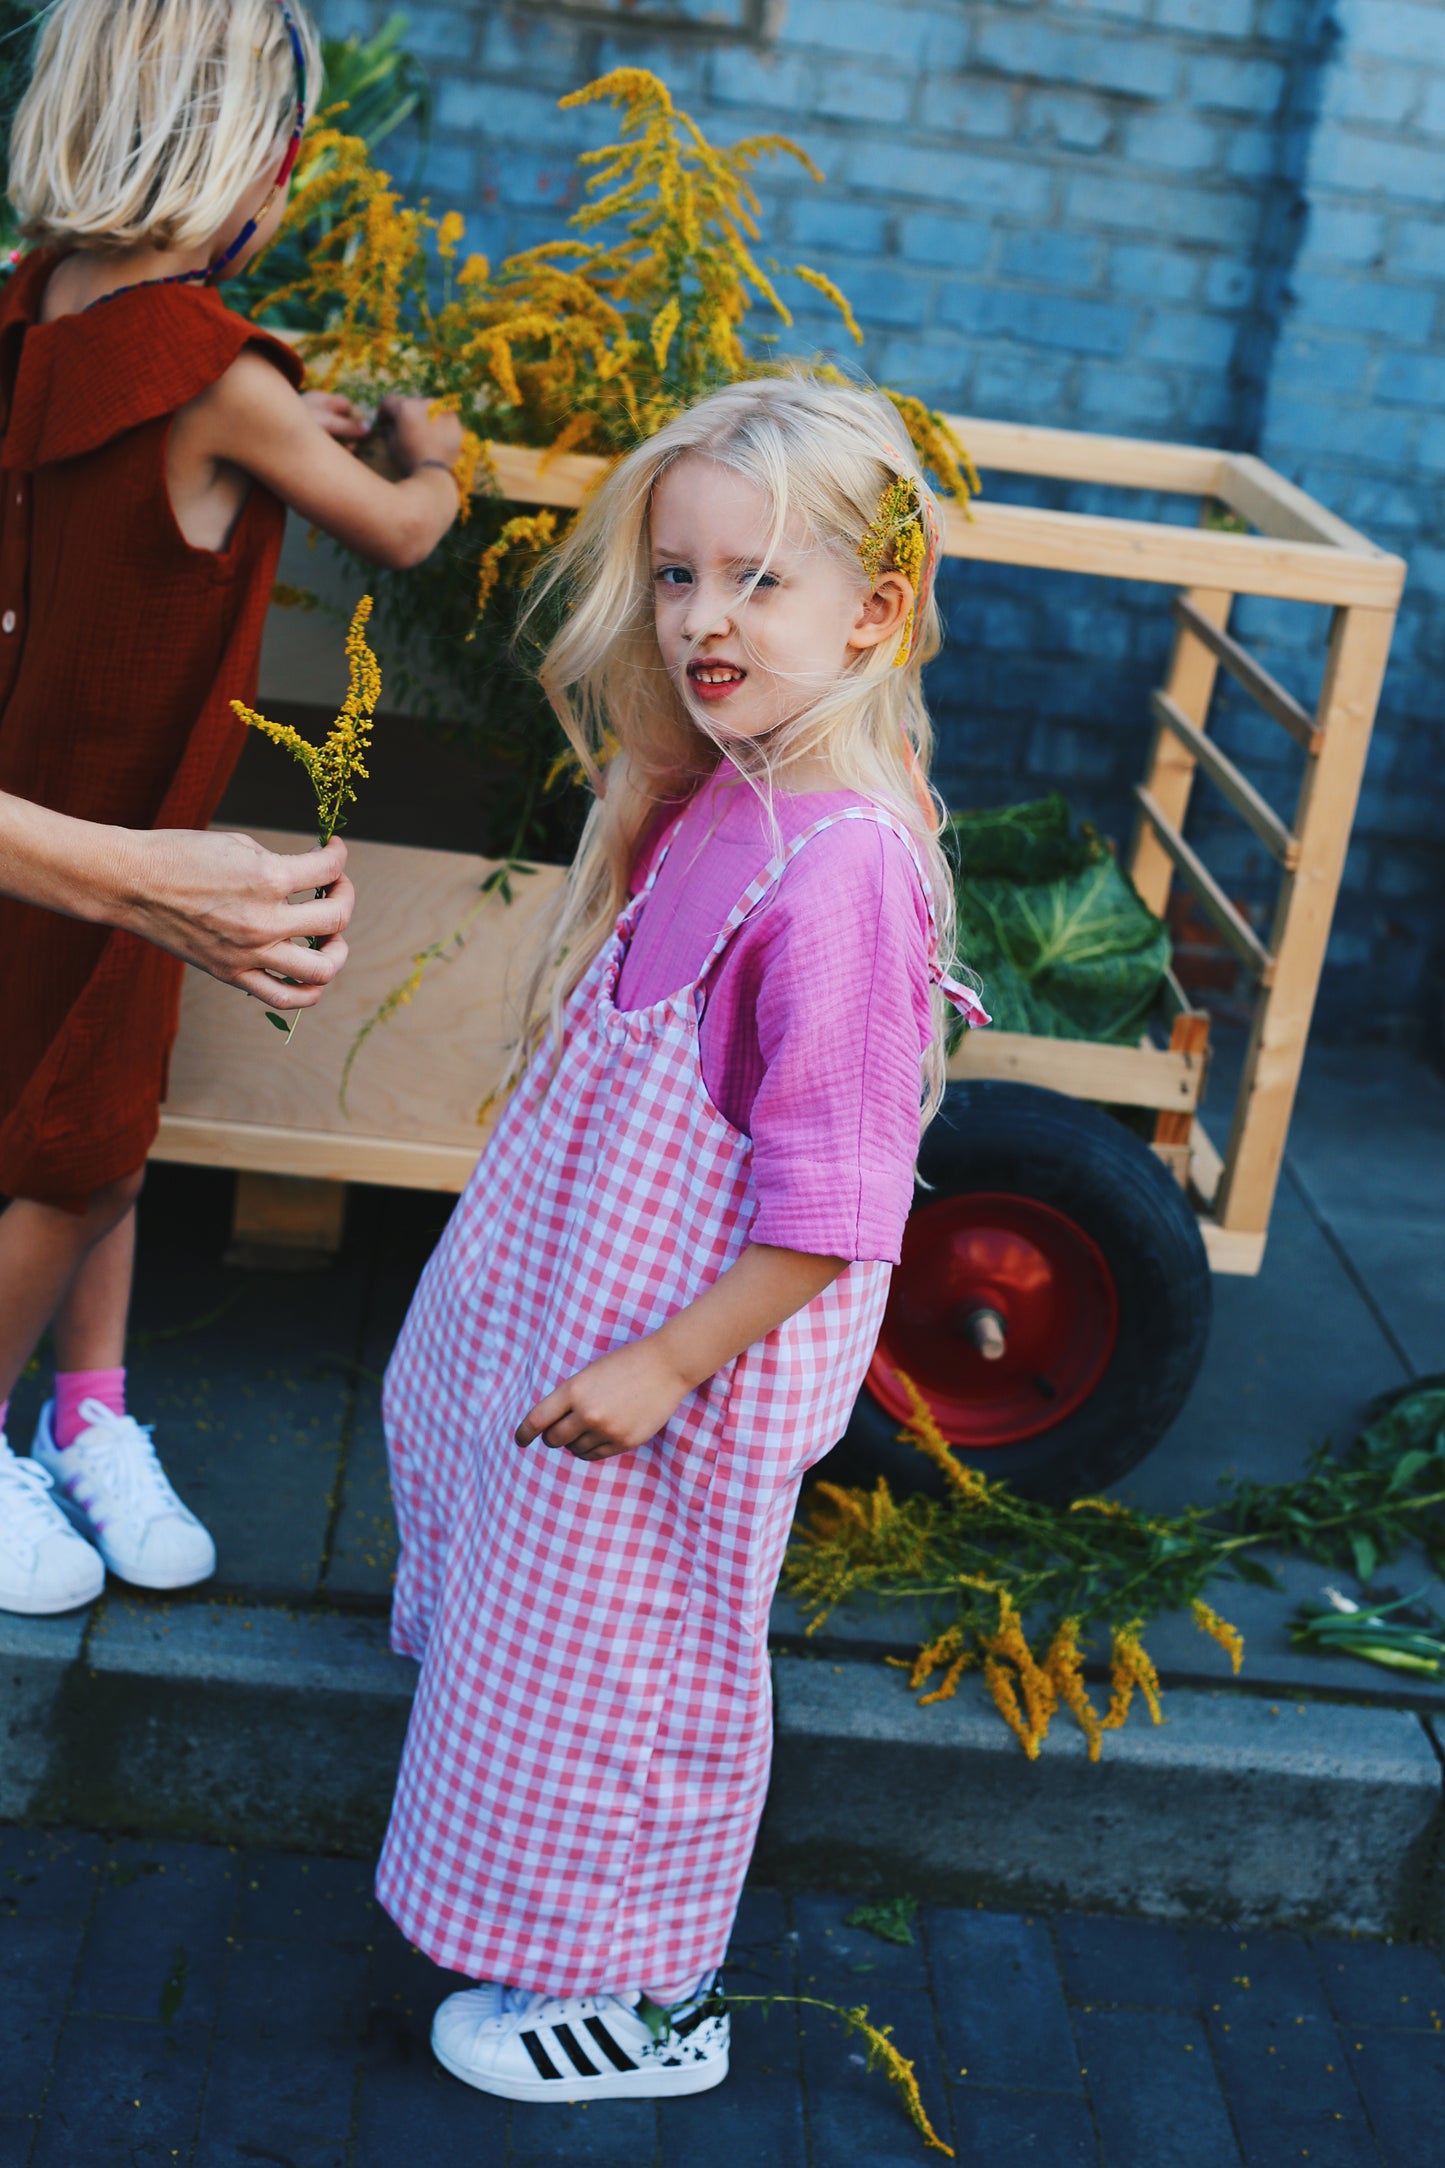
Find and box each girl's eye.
[742,570,778,590]
[655,565,693,587]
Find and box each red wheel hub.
[867,1191,1118,1448]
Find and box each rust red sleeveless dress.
[0,250,302,1208]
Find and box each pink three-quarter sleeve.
[701,819,935,1263]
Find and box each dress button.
[1,611,15,635]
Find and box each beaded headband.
[92,0,307,303]
[857,460,941,668]
[204,0,309,282]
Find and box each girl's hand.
[516,1338,695,1462]
[303,391,369,442]
[515,1245,847,1465]
[378,393,465,475]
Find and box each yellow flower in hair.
[858,475,927,666]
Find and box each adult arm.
[0,795,353,1009]
[515,1243,847,1462]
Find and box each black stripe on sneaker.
[584,2016,640,2072]
[551,2023,600,2077]
[520,2029,564,2081]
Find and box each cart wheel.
[838,1080,1212,1503]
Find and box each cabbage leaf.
[950,795,1171,1044]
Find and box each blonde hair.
[8,0,320,253]
[522,371,963,1128]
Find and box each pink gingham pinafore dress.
[378,806,980,1993]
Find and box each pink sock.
[54,1368,126,1449]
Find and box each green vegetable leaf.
[1349,1532,1378,1586]
[949,797,1170,1045]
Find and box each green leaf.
[1231,1555,1283,1590]
[265,1011,293,1033]
[845,1896,919,1947]
[1349,1531,1378,1586]
[949,799,1170,1045]
[1387,1450,1432,1494]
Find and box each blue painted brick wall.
[316,0,1445,1040]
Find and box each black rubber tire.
[835,1080,1213,1503]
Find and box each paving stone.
[235,1847,378,1947]
[726,1884,795,1995]
[660,2030,808,2168]
[355,2057,504,2168]
[1053,1913,1198,2011]
[354,1928,506,2165]
[29,2014,209,2168]
[323,1188,446,1605]
[948,2084,1100,2165]
[1186,1925,1336,2026]
[1310,1936,1445,2030]
[73,1838,237,2029]
[1344,2024,1445,2168]
[0,1831,104,2117]
[198,1938,366,2167]
[1120,1177,1407,1518]
[927,1909,1081,2093]
[125,1164,370,1602]
[507,2098,661,2164]
[793,1888,933,1991]
[0,2118,33,2168]
[800,1987,954,2168]
[0,1825,105,1930]
[1205,2010,1379,2168]
[1074,2007,1243,2168]
[0,1918,82,2118]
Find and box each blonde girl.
[0,0,464,1620]
[380,374,986,2104]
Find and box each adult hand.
[113,828,353,1008]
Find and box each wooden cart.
[158,416,1404,1266]
[153,417,1403,1486]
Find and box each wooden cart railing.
[154,418,1406,1276]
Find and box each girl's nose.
[681,581,733,644]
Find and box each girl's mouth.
[687,660,747,702]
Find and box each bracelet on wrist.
[413,459,455,477]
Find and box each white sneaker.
[431,1980,730,2103]
[32,1398,216,1591]
[0,1433,106,1614]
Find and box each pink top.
[615,773,937,1263]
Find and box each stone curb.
[2,1601,1441,1938]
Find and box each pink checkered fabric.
[376,808,951,1993]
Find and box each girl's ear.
[847,569,914,653]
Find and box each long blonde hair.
[521,372,963,1126]
[8,0,320,253]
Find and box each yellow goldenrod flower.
[792,262,864,345]
[1044,1617,1104,1762]
[1192,1600,1245,1674]
[891,1369,990,1504]
[474,511,560,626]
[649,294,682,371]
